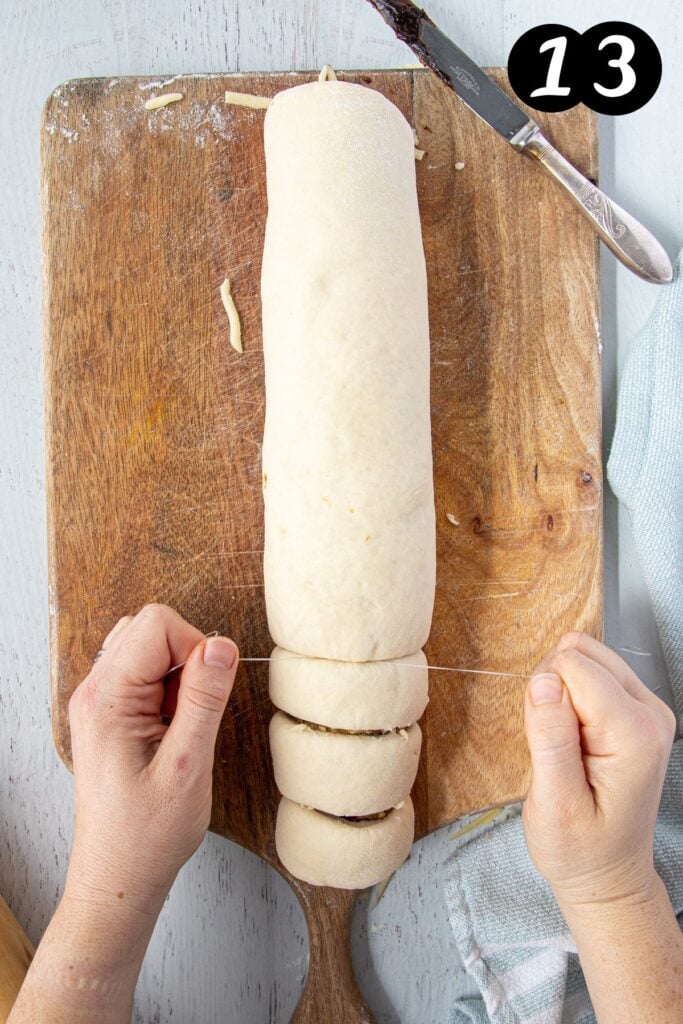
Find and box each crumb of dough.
[412,129,426,159]
[220,278,243,353]
[455,161,465,171]
[446,513,460,526]
[144,92,184,110]
[398,729,409,742]
[224,90,271,109]
[318,64,338,82]
[393,800,405,810]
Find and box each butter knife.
[367,0,672,284]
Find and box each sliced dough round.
[275,796,415,889]
[269,647,429,730]
[269,711,421,816]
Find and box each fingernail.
[529,673,563,705]
[203,637,237,669]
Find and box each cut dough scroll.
[268,648,429,731]
[270,711,422,817]
[261,78,435,889]
[275,797,415,891]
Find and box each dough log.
[261,80,434,663]
[262,77,435,889]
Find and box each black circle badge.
[508,24,583,112]
[582,22,662,115]
[507,21,662,115]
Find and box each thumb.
[164,636,239,755]
[524,672,588,812]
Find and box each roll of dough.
[268,647,429,731]
[261,80,435,662]
[275,797,415,890]
[270,711,421,816]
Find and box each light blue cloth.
[444,254,683,1024]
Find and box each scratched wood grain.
[41,68,600,1021]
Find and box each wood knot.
[472,516,481,534]
[546,514,554,531]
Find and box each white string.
[237,655,531,681]
[164,637,531,682]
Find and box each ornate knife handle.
[511,123,672,284]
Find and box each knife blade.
[367,0,672,284]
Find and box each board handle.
[289,882,374,1023]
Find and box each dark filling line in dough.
[283,711,412,736]
[314,806,395,826]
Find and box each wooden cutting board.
[42,69,602,1021]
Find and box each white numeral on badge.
[530,36,572,97]
[594,34,637,97]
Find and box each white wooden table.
[1,1,680,1021]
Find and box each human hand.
[522,631,676,912]
[7,605,239,1024]
[65,604,239,920]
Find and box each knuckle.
[657,702,677,743]
[102,615,134,648]
[139,602,173,625]
[556,630,588,653]
[68,678,96,719]
[184,684,226,717]
[549,648,584,679]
